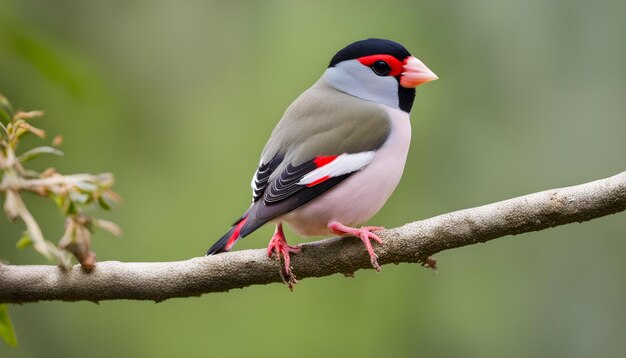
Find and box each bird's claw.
[267,224,301,288]
[328,222,384,271]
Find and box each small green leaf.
[97,196,111,210]
[66,200,78,215]
[16,232,33,249]
[0,304,18,347]
[17,146,63,163]
[0,93,14,126]
[52,194,65,209]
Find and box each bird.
[206,38,437,284]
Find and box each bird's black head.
[326,39,437,113]
[328,38,412,68]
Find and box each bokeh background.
[1,0,625,357]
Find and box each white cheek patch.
[298,151,376,185]
[324,60,400,110]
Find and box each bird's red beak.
[400,56,438,88]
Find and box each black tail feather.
[205,226,236,255]
[206,214,248,255]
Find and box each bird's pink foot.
[267,223,301,288]
[328,221,384,271]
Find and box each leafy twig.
[0,93,121,270]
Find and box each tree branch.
[1,171,625,304]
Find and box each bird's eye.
[371,60,391,76]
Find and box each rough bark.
[1,171,625,304]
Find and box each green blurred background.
[1,0,625,357]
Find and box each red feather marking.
[225,216,248,251]
[314,155,338,167]
[358,54,405,77]
[306,175,330,187]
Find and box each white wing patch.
[251,170,257,190]
[298,151,376,185]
